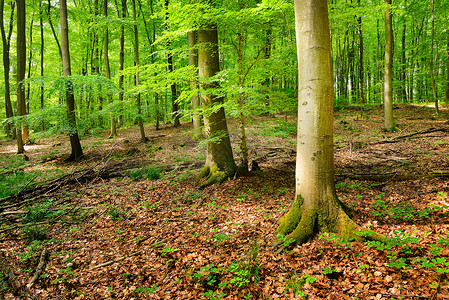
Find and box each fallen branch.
[91,249,143,269]
[374,127,448,145]
[27,248,47,288]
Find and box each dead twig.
[91,249,144,269]
[27,248,47,288]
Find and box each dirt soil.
[1,104,449,299]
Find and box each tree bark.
[103,0,117,138]
[446,31,449,101]
[40,3,44,131]
[132,0,147,142]
[188,30,202,140]
[165,0,180,127]
[0,0,15,139]
[16,0,26,153]
[117,0,126,127]
[429,0,438,114]
[277,0,385,245]
[383,0,395,132]
[60,0,83,160]
[197,12,236,187]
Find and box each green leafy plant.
[285,272,317,298]
[133,284,158,295]
[22,224,48,242]
[130,166,161,181]
[106,204,127,220]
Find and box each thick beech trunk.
[60,0,83,160]
[277,0,385,245]
[429,0,438,114]
[383,0,395,132]
[197,20,236,187]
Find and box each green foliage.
[130,166,161,181]
[133,284,158,295]
[22,224,48,242]
[106,204,127,220]
[285,272,317,298]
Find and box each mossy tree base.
[197,164,233,188]
[278,195,387,245]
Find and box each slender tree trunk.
[236,32,249,174]
[46,0,62,60]
[384,0,395,131]
[132,0,146,142]
[165,0,180,127]
[16,0,26,153]
[60,0,83,160]
[400,2,407,103]
[197,10,236,187]
[446,31,449,101]
[117,0,126,127]
[357,0,365,104]
[150,0,160,130]
[40,3,44,131]
[429,0,438,114]
[23,18,34,142]
[188,30,202,140]
[278,0,385,245]
[104,0,116,138]
[0,0,15,138]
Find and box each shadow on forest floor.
[1,104,449,299]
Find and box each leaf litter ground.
[1,104,449,299]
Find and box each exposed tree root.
[197,164,233,188]
[278,196,388,246]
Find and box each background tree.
[383,0,395,132]
[197,2,236,187]
[16,0,26,153]
[60,0,83,160]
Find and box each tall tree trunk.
[117,0,126,127]
[429,0,438,114]
[93,0,103,127]
[400,2,407,103]
[236,32,249,174]
[277,0,384,245]
[165,0,180,127]
[0,0,15,138]
[197,8,236,187]
[104,0,116,138]
[46,0,62,60]
[446,31,449,101]
[384,0,395,132]
[149,0,160,130]
[60,0,84,160]
[40,3,45,131]
[132,0,146,142]
[188,30,202,140]
[16,0,26,153]
[23,18,34,142]
[357,0,365,104]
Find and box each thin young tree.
[16,0,26,153]
[104,0,117,138]
[197,1,236,187]
[383,0,395,132]
[132,0,147,142]
[188,30,202,140]
[277,0,385,245]
[0,0,15,138]
[60,0,83,160]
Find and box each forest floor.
[1,104,449,299]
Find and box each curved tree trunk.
[60,0,83,160]
[383,0,395,132]
[277,0,385,245]
[197,18,236,187]
[117,0,126,128]
[16,0,26,153]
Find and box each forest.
[1,0,449,299]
